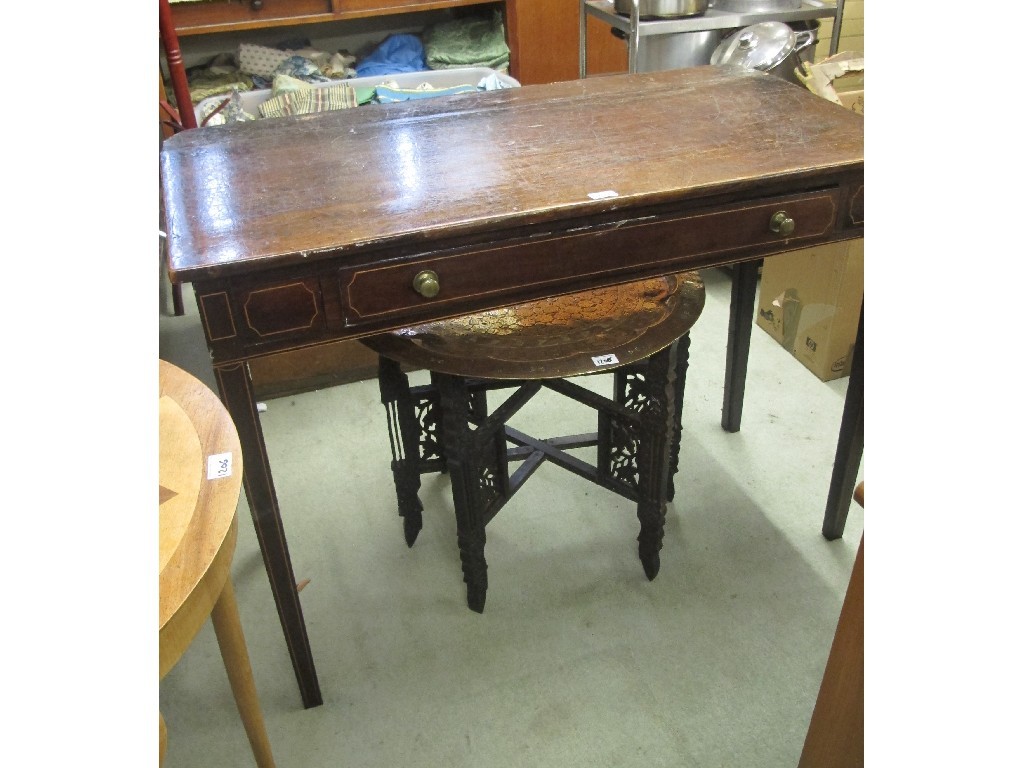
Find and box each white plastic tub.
[196,67,519,124]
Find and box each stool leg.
[377,355,424,546]
[634,341,677,581]
[159,712,167,766]
[211,579,277,768]
[436,373,489,613]
[428,372,450,473]
[601,374,637,492]
[666,334,691,503]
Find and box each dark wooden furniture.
[363,272,705,612]
[169,0,502,35]
[799,480,864,767]
[160,65,864,708]
[164,0,625,392]
[167,0,627,86]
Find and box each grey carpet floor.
[158,265,864,767]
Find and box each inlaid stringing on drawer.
[339,189,841,325]
[239,279,324,339]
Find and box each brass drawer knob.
[769,211,795,236]
[251,0,264,10]
[413,270,440,298]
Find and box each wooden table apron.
[161,66,865,709]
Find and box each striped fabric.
[258,84,359,118]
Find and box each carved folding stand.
[363,271,706,612]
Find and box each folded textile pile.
[239,42,356,82]
[196,90,258,126]
[183,53,254,105]
[194,65,516,126]
[258,83,359,118]
[423,11,510,71]
[179,42,357,113]
[355,34,427,77]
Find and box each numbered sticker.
[592,353,619,367]
[207,452,233,480]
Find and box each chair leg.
[435,373,490,613]
[633,341,678,581]
[376,355,424,546]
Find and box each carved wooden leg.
[666,334,690,503]
[428,371,450,473]
[377,355,424,546]
[634,342,678,581]
[213,362,322,709]
[602,368,632,488]
[435,373,489,613]
[722,260,759,433]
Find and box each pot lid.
[711,21,796,71]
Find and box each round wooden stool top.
[159,359,243,679]
[362,271,705,379]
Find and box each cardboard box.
[798,51,864,115]
[756,238,864,382]
[758,52,864,381]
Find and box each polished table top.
[161,65,863,285]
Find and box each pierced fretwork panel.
[415,397,444,464]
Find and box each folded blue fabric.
[374,83,478,103]
[355,34,427,77]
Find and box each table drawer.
[340,189,841,327]
[171,0,332,34]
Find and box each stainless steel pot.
[612,26,722,71]
[709,0,801,11]
[711,21,817,86]
[640,30,721,70]
[614,0,709,19]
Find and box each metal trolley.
[579,0,844,77]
